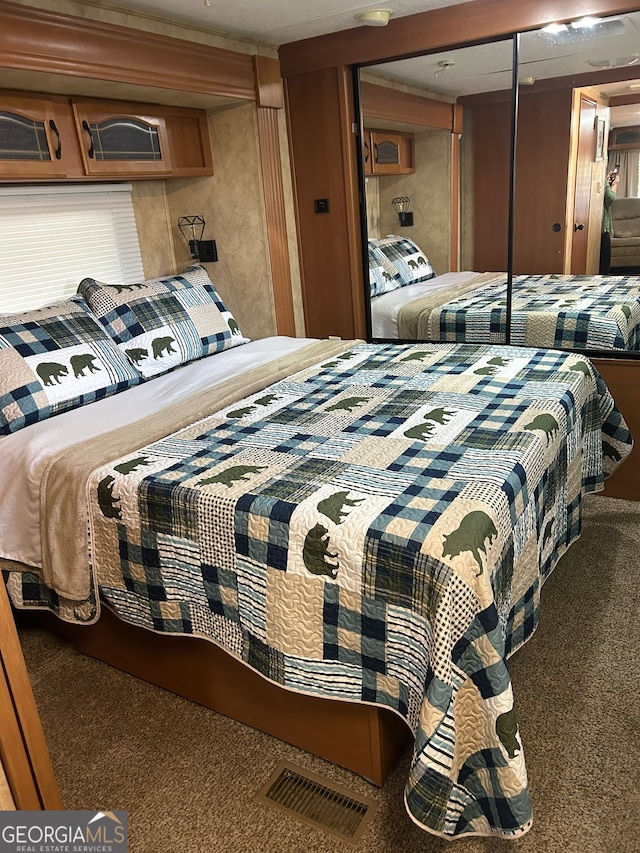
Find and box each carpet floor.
[18,494,640,853]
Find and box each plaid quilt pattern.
[7,342,632,839]
[0,295,141,434]
[428,273,640,351]
[78,263,249,378]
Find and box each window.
[0,183,144,312]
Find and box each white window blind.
[0,184,144,312]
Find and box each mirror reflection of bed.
[360,11,640,354]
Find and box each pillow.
[373,235,435,288]
[368,240,403,297]
[78,264,249,379]
[0,295,142,435]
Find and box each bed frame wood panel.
[591,357,640,502]
[43,607,411,787]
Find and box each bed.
[0,264,633,841]
[368,236,640,350]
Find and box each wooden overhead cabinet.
[0,92,213,181]
[363,129,415,176]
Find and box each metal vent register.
[257,761,378,844]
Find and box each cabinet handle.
[48,120,62,160]
[363,140,370,163]
[81,120,95,159]
[574,223,584,232]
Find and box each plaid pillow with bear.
[0,295,141,435]
[78,264,249,379]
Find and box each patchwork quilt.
[423,273,640,351]
[5,341,632,839]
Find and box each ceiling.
[89,0,478,46]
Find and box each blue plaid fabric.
[369,236,435,296]
[79,264,249,378]
[6,341,633,839]
[0,295,141,434]
[428,273,640,350]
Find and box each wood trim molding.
[0,0,256,100]
[337,66,367,341]
[360,81,455,130]
[450,131,460,272]
[256,107,296,336]
[253,55,284,109]
[280,0,640,77]
[592,358,640,501]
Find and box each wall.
[165,103,277,339]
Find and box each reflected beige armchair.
[610,197,640,269]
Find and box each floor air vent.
[257,760,378,844]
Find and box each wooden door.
[570,95,597,274]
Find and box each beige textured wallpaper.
[0,759,15,809]
[165,103,277,340]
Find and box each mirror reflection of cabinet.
[363,129,415,175]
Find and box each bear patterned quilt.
[6,340,632,839]
[415,273,640,351]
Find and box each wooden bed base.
[591,357,640,502]
[44,606,411,787]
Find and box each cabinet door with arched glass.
[72,99,173,177]
[0,94,67,178]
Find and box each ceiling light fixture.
[570,16,601,28]
[434,59,456,78]
[541,22,567,34]
[354,9,393,27]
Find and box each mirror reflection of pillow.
[78,264,250,379]
[373,235,436,287]
[368,241,403,296]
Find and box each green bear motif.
[199,464,266,487]
[523,413,559,442]
[317,491,364,524]
[36,361,68,386]
[495,707,521,758]
[442,510,498,576]
[152,336,176,359]
[70,353,100,378]
[326,396,369,413]
[97,475,121,519]
[125,347,148,366]
[303,524,339,578]
[114,456,151,475]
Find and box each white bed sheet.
[370,271,479,338]
[0,336,316,570]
